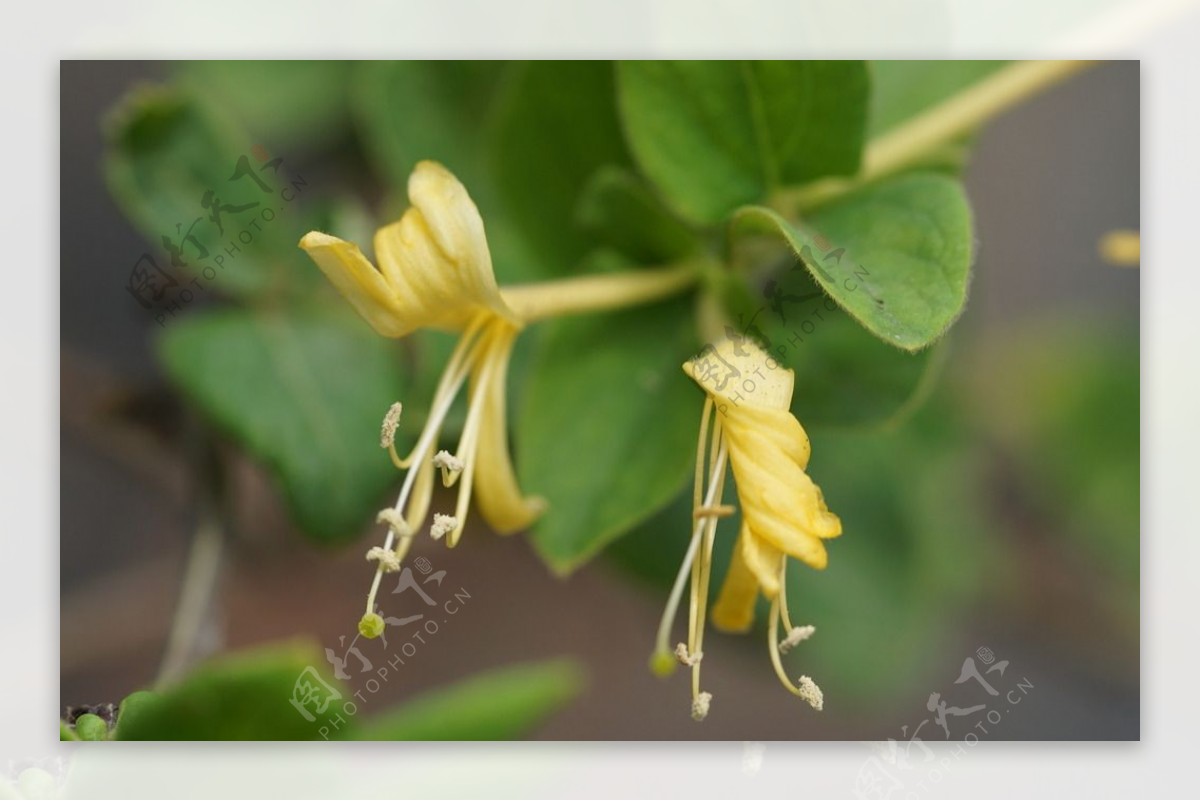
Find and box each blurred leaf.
[617,61,869,224]
[869,60,1008,137]
[353,61,506,193]
[59,721,78,741]
[491,61,633,276]
[114,642,331,740]
[104,85,319,299]
[158,308,407,544]
[575,167,701,265]
[352,61,541,284]
[175,61,354,151]
[732,172,973,352]
[352,659,584,740]
[966,319,1139,587]
[518,297,699,573]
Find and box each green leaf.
[617,61,869,224]
[352,660,584,740]
[352,61,541,284]
[518,296,700,573]
[59,720,79,741]
[575,167,700,265]
[157,308,407,544]
[104,85,318,299]
[114,641,333,740]
[353,61,507,194]
[491,61,633,275]
[869,60,1008,137]
[73,714,108,741]
[175,61,354,151]
[732,171,973,352]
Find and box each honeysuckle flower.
[651,336,842,718]
[300,160,700,640]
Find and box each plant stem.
[156,422,226,687]
[156,514,223,687]
[777,59,1095,213]
[500,263,700,323]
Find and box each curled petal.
[471,324,546,533]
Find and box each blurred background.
[60,61,1138,740]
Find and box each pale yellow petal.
[682,336,793,411]
[711,526,760,633]
[298,232,409,337]
[471,324,546,533]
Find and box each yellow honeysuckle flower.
[651,335,841,719]
[300,160,700,639]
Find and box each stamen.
[365,546,401,573]
[433,450,465,486]
[779,625,816,654]
[380,402,402,448]
[691,691,712,722]
[674,643,702,667]
[375,508,412,539]
[796,676,824,711]
[652,404,729,675]
[767,596,824,710]
[430,513,458,541]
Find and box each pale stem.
[500,264,700,323]
[156,514,223,687]
[778,60,1094,213]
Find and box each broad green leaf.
[491,61,633,276]
[575,167,701,265]
[114,641,333,740]
[869,60,1008,137]
[157,308,406,544]
[732,171,973,352]
[175,61,354,151]
[104,85,318,299]
[617,61,869,224]
[518,296,700,573]
[351,659,584,740]
[717,247,940,428]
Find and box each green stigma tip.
[358,612,385,639]
[650,650,677,678]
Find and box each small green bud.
[74,712,108,741]
[358,612,385,639]
[649,650,677,678]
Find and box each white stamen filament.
[363,318,493,617]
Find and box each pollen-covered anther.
[365,546,401,573]
[674,642,703,667]
[432,449,465,486]
[692,503,736,520]
[691,691,713,722]
[380,402,403,448]
[797,675,824,711]
[779,625,816,654]
[430,513,458,541]
[376,508,412,538]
